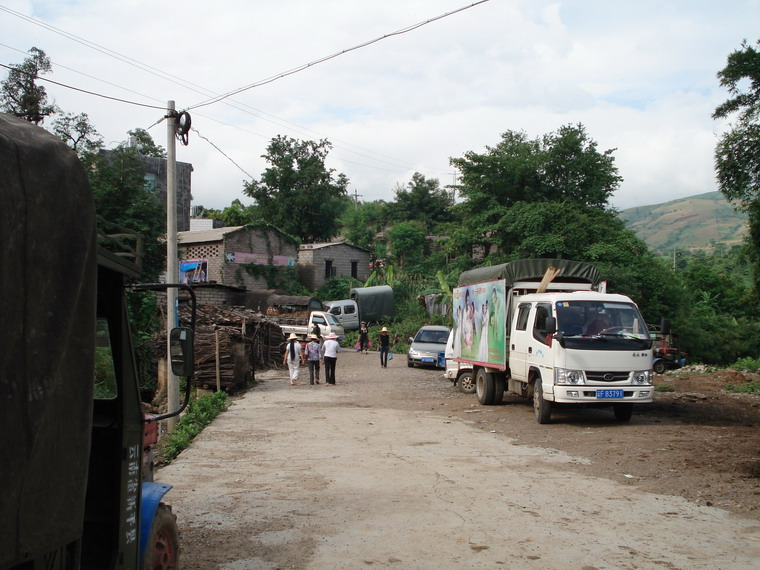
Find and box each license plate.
[597,389,624,399]
[421,357,435,363]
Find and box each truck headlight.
[632,370,653,385]
[556,368,585,385]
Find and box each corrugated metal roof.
[178,226,244,244]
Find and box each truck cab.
[324,300,360,331]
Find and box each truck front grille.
[585,371,630,383]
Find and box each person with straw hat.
[305,334,323,385]
[322,332,341,385]
[282,333,305,385]
[378,326,391,368]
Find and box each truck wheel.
[492,375,505,404]
[476,368,495,405]
[143,503,179,570]
[458,371,476,394]
[533,379,552,424]
[653,360,666,375]
[613,403,633,422]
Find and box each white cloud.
[1,0,757,212]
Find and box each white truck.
[451,259,654,423]
[278,310,345,340]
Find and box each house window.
[324,260,333,279]
[351,261,358,279]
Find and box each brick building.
[178,225,298,290]
[298,242,371,290]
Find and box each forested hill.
[617,191,748,253]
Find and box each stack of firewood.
[175,304,284,392]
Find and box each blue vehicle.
[651,320,686,374]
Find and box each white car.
[443,330,475,393]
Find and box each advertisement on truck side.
[452,280,507,367]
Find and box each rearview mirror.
[170,327,194,377]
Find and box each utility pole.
[352,188,362,206]
[165,100,179,431]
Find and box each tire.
[458,371,476,394]
[143,503,179,570]
[653,360,667,375]
[407,358,414,368]
[533,378,552,424]
[476,368,495,405]
[492,375,505,404]
[613,403,633,422]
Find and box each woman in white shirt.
[322,333,341,385]
[282,333,305,385]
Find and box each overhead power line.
[187,0,492,110]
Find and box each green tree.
[340,200,387,251]
[713,39,760,290]
[243,136,350,242]
[85,146,166,281]
[386,172,455,231]
[0,47,57,124]
[127,127,167,158]
[52,112,103,154]
[387,221,427,268]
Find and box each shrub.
[655,383,675,392]
[729,356,760,372]
[160,391,229,464]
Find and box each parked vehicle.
[324,285,395,330]
[325,299,360,330]
[407,325,450,368]
[452,259,654,424]
[278,310,345,340]
[444,330,475,393]
[1,113,193,569]
[651,319,686,374]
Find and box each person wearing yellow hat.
[378,326,391,367]
[282,333,305,385]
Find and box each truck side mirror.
[660,318,671,336]
[545,316,557,335]
[170,327,194,377]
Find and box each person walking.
[378,326,391,368]
[322,332,341,385]
[305,334,323,385]
[282,333,305,385]
[358,322,369,354]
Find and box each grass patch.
[159,390,230,464]
[654,383,675,392]
[725,381,760,395]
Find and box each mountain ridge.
[617,191,748,253]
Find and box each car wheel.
[458,371,476,394]
[407,358,414,368]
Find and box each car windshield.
[415,329,449,344]
[555,300,651,350]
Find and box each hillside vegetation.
[618,191,747,253]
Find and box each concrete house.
[298,242,371,290]
[178,225,299,291]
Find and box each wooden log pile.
[178,304,285,392]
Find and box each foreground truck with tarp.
[0,113,194,569]
[452,259,654,423]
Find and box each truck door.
[508,303,532,381]
[527,302,553,369]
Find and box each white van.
[324,300,360,331]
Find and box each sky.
[1,0,758,212]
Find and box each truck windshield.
[555,300,651,350]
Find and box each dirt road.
[158,351,760,569]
